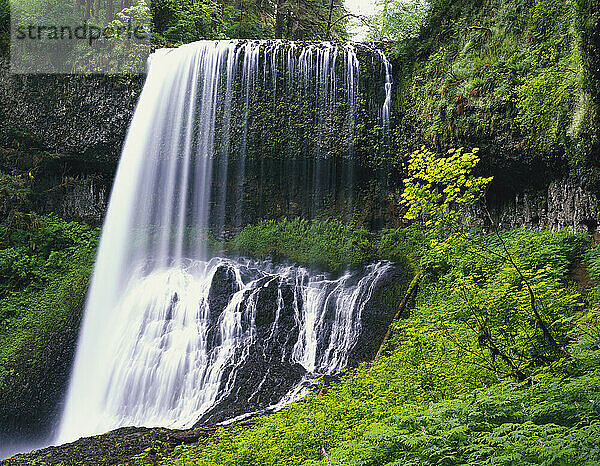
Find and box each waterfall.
[57,40,393,443]
[377,49,393,136]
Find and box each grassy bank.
[228,217,422,273]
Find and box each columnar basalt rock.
[461,178,600,234]
[0,57,143,224]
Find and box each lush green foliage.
[150,0,348,45]
[368,0,429,41]
[415,0,580,147]
[401,146,492,227]
[418,230,589,380]
[0,214,98,300]
[0,215,98,390]
[172,373,600,466]
[230,218,374,272]
[584,245,600,299]
[387,0,599,193]
[0,0,349,54]
[401,144,582,381]
[0,173,32,221]
[576,0,600,108]
[229,217,421,272]
[162,227,600,466]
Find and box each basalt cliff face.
[1,36,600,232]
[458,178,600,235]
[493,178,600,233]
[0,57,143,223]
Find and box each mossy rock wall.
[0,57,144,224]
[378,0,600,231]
[2,1,600,229]
[0,219,97,454]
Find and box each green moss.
[0,215,99,432]
[228,218,421,272]
[388,0,599,193]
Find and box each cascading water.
[57,40,394,443]
[377,49,393,137]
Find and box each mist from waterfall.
[57,40,393,443]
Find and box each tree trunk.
[275,0,287,38]
[106,0,113,22]
[327,0,335,39]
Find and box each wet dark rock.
[207,264,239,319]
[198,275,308,425]
[252,276,282,330]
[0,424,249,465]
[206,264,240,348]
[196,262,408,426]
[198,359,307,426]
[462,177,600,234]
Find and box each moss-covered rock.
[0,56,144,224]
[0,217,98,448]
[1,425,229,465]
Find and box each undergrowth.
[0,215,99,391]
[2,216,600,465]
[229,217,423,272]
